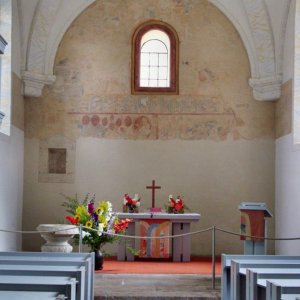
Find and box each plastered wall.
[23,0,275,255]
[275,0,300,255]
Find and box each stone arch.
[23,0,287,100]
[23,0,95,97]
[210,0,286,101]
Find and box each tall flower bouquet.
[63,194,130,251]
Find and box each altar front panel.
[139,219,170,259]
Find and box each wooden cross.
[146,180,161,208]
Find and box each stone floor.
[94,274,221,299]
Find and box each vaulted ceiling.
[19,0,291,101]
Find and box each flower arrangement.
[123,193,140,213]
[63,194,131,251]
[167,195,185,214]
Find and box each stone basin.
[37,224,79,253]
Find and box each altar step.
[94,274,221,299]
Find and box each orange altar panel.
[139,219,170,258]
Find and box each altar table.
[116,212,200,262]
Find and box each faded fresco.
[275,80,292,139]
[24,0,274,142]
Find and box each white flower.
[82,230,91,238]
[107,201,112,212]
[98,223,104,236]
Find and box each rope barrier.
[2,225,300,241]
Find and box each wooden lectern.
[239,202,272,255]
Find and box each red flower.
[125,194,133,204]
[169,196,175,207]
[114,218,131,233]
[66,215,79,225]
[175,202,183,211]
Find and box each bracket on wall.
[249,76,283,101]
[22,71,56,98]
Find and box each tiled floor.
[94,274,221,299]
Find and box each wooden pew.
[246,268,300,300]
[221,254,300,300]
[0,259,91,300]
[231,259,300,300]
[0,252,94,300]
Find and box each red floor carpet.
[97,257,221,275]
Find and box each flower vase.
[123,205,138,213]
[94,249,104,270]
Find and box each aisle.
[94,274,221,299]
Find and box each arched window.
[132,20,179,94]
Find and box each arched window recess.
[131,20,179,95]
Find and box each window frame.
[131,20,179,95]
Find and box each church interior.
[0,0,299,298]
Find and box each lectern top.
[238,202,272,217]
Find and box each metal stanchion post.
[212,225,216,290]
[79,224,82,253]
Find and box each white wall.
[23,137,275,255]
[0,0,24,251]
[276,135,300,254]
[275,0,300,254]
[0,127,24,250]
